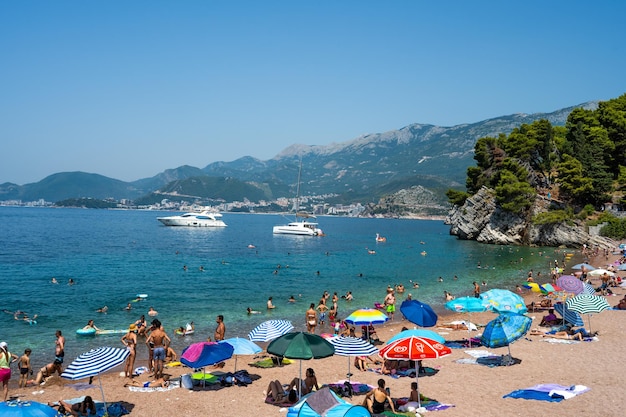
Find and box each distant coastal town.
[0,195,371,217]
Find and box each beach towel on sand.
[504,384,589,402]
[249,357,293,368]
[55,397,129,417]
[127,379,180,392]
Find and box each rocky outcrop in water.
[445,187,615,249]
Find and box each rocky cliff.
[445,187,616,249]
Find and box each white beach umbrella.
[587,268,615,277]
[248,319,294,342]
[328,336,379,381]
[565,294,611,333]
[61,346,129,410]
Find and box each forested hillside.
[447,94,626,238]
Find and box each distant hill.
[0,172,144,202]
[0,101,598,206]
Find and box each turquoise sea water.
[0,207,561,365]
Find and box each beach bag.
[181,373,193,389]
[233,370,252,386]
[220,372,235,386]
[342,381,354,397]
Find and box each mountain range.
[0,101,598,209]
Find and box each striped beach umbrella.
[566,294,611,333]
[61,346,129,410]
[248,319,294,342]
[582,282,596,295]
[328,336,378,381]
[554,302,584,327]
[344,308,389,326]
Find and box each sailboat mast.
[293,158,302,214]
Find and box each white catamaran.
[272,160,324,236]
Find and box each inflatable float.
[96,329,128,335]
[76,328,97,336]
[175,329,194,336]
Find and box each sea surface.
[0,207,561,365]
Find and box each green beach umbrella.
[267,332,335,398]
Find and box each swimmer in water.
[247,307,261,315]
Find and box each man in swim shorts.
[384,289,396,321]
[214,315,225,341]
[55,330,65,366]
[146,319,170,379]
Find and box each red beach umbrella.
[379,336,451,408]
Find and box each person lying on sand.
[124,376,170,388]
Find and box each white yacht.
[157,211,227,227]
[273,213,324,236]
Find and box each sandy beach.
[5,245,625,417]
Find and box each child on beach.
[17,348,32,388]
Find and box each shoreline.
[4,238,624,417]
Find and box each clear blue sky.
[2,1,625,185]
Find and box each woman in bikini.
[306,303,317,334]
[121,324,138,378]
[364,378,395,415]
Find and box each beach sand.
[7,246,625,417]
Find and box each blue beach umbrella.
[0,400,62,417]
[387,328,446,344]
[553,302,584,327]
[445,296,489,347]
[219,337,262,371]
[399,299,438,327]
[480,313,532,365]
[480,289,527,314]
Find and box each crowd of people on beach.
[2,241,624,415]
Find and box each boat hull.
[273,222,322,236]
[157,211,227,227]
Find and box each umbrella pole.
[587,315,592,334]
[97,373,107,412]
[467,312,472,348]
[415,362,421,409]
[347,356,351,382]
[234,355,238,372]
[298,360,302,399]
[505,345,512,366]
